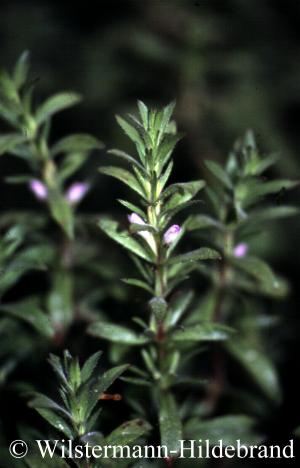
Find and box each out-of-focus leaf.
[0,299,54,338]
[48,189,74,239]
[47,272,73,329]
[35,92,81,125]
[185,415,263,446]
[13,50,30,89]
[165,290,194,329]
[87,322,150,345]
[231,256,283,296]
[51,134,103,155]
[184,214,223,231]
[0,133,27,155]
[226,339,281,402]
[205,160,233,189]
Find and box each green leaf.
[116,115,144,148]
[122,278,153,294]
[172,323,232,342]
[137,100,148,129]
[0,299,54,338]
[35,92,81,125]
[162,180,206,212]
[83,364,129,419]
[87,322,150,345]
[98,218,153,262]
[156,134,181,168]
[51,134,103,156]
[159,392,182,454]
[118,199,146,219]
[104,418,152,449]
[33,408,73,438]
[226,339,281,402]
[168,247,221,265]
[108,149,145,172]
[159,101,176,136]
[0,133,27,155]
[81,351,103,384]
[48,189,74,239]
[94,364,129,397]
[99,166,145,198]
[205,160,233,189]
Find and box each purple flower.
[164,224,181,245]
[29,179,48,200]
[128,213,145,226]
[128,212,156,252]
[66,182,89,205]
[233,242,248,258]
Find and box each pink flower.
[128,212,156,252]
[164,224,181,245]
[128,213,145,226]
[233,242,248,258]
[66,182,89,205]
[29,179,48,200]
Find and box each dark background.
[0,0,299,466]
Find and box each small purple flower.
[128,213,145,226]
[66,182,89,205]
[164,224,182,245]
[128,212,156,252]
[29,179,48,200]
[233,242,248,258]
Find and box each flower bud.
[66,182,89,205]
[127,213,145,225]
[233,242,248,258]
[163,224,181,245]
[29,179,48,200]
[128,212,156,252]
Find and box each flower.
[233,242,248,258]
[66,182,89,205]
[128,213,156,252]
[163,224,182,245]
[29,179,48,200]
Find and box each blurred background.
[0,0,299,465]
